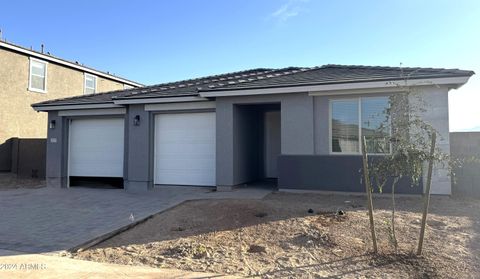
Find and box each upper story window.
[29,58,47,93]
[330,96,391,154]
[124,84,134,90]
[84,73,97,94]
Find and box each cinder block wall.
[450,132,480,197]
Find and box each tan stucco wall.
[0,48,125,145]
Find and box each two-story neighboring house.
[0,40,142,177]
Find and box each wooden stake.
[361,136,378,253]
[417,132,437,255]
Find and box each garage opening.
[68,118,125,188]
[69,176,123,188]
[234,103,281,188]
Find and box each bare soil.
[0,172,45,190]
[74,192,480,278]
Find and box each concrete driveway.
[0,186,270,253]
[0,249,240,278]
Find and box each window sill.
[329,152,390,156]
[28,87,47,94]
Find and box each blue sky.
[2,0,479,131]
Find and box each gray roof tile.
[32,65,474,107]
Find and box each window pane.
[361,97,390,153]
[31,61,46,76]
[85,75,96,93]
[85,78,94,88]
[31,75,45,90]
[331,100,359,153]
[84,87,95,94]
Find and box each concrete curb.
[70,200,189,253]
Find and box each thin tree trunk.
[417,132,437,255]
[391,177,399,252]
[361,136,378,254]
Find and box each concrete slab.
[0,185,271,253]
[0,249,240,278]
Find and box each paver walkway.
[0,249,240,278]
[0,185,270,253]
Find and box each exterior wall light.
[49,120,56,129]
[133,115,141,126]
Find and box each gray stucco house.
[32,65,474,195]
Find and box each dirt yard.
[0,172,45,190]
[74,192,480,278]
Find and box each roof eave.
[199,75,473,97]
[113,96,208,105]
[32,102,121,112]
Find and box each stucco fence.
[0,138,46,178]
[450,132,480,198]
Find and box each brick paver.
[0,186,270,253]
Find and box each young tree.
[365,74,455,253]
[361,137,378,253]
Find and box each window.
[29,58,47,92]
[124,84,134,90]
[84,73,97,94]
[330,96,391,154]
[331,99,359,153]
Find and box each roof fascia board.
[113,96,209,105]
[0,41,142,87]
[199,76,471,97]
[145,101,215,111]
[33,103,123,112]
[58,108,126,116]
[309,87,407,96]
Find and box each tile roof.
[32,67,306,106]
[32,65,474,107]
[202,64,475,91]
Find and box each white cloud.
[269,0,309,22]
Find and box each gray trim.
[58,108,126,116]
[115,96,209,105]
[34,103,123,112]
[278,155,422,194]
[151,108,215,114]
[144,101,215,111]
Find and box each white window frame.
[329,96,392,155]
[84,73,97,94]
[28,58,48,93]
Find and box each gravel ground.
[0,172,45,190]
[74,192,480,278]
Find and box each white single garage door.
[69,118,124,177]
[154,112,216,186]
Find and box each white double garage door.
[69,112,216,186]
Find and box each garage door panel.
[155,170,214,186]
[155,112,215,186]
[156,158,215,170]
[155,144,214,156]
[69,118,124,177]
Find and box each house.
[0,40,142,177]
[32,65,474,195]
